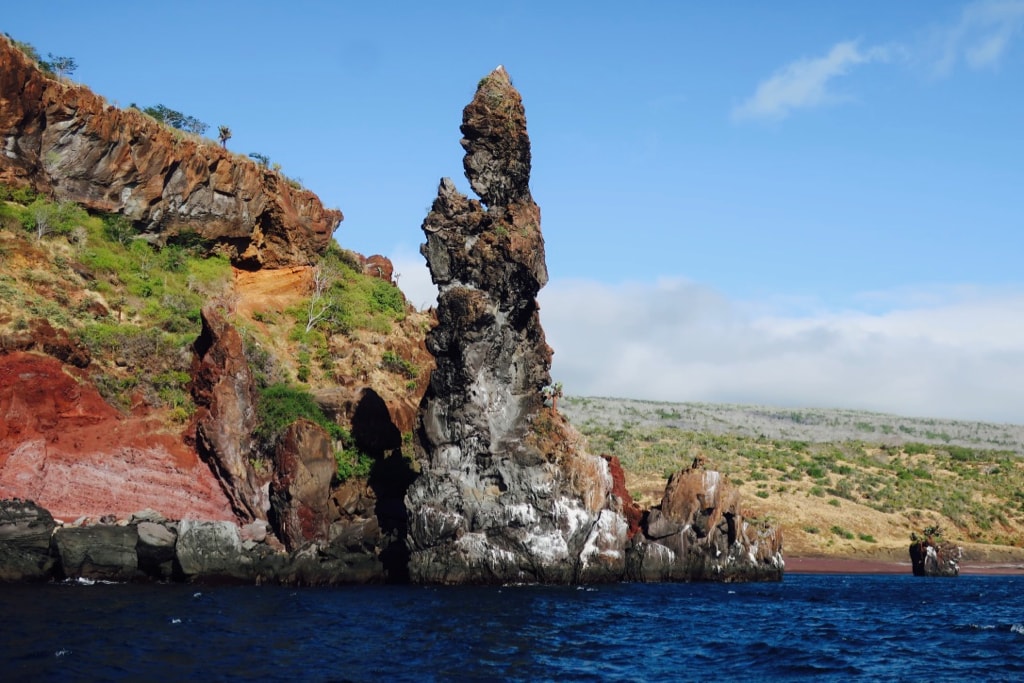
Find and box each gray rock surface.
[0,499,57,581]
[52,525,141,581]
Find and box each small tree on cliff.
[218,125,232,149]
[46,53,77,81]
[305,259,337,332]
[142,104,209,136]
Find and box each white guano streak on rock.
[553,497,591,538]
[505,503,538,526]
[579,509,627,569]
[703,470,720,503]
[457,531,517,567]
[525,530,569,564]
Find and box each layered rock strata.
[0,351,236,522]
[0,36,340,268]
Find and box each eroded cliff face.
[0,36,340,268]
[405,68,629,584]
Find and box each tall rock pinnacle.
[405,68,629,584]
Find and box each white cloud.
[389,245,437,311]
[538,278,1024,424]
[934,0,1024,73]
[732,41,891,121]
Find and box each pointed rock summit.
[406,68,628,583]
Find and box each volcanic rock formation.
[628,458,784,581]
[189,306,272,524]
[0,36,340,268]
[405,67,630,584]
[406,67,783,584]
[910,537,962,577]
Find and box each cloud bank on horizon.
[393,252,1024,424]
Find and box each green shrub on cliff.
[254,383,372,481]
[293,243,407,338]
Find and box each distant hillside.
[562,395,1024,561]
[561,396,1024,454]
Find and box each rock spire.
[405,67,628,583]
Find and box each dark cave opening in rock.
[350,388,417,583]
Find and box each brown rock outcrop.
[0,36,340,268]
[628,458,784,581]
[270,419,337,550]
[0,319,91,368]
[405,67,628,584]
[0,352,235,522]
[189,306,269,523]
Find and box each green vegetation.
[381,350,419,379]
[294,242,406,339]
[255,383,346,443]
[46,53,77,80]
[137,104,209,135]
[254,383,371,481]
[1,183,230,418]
[576,419,1024,545]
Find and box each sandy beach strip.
[786,556,1024,575]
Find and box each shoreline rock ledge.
[405,67,783,584]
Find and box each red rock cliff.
[0,36,341,269]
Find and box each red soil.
[0,352,235,522]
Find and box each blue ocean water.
[1,574,1022,682]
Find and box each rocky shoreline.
[0,499,387,585]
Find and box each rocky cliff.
[0,35,340,268]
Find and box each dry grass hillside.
[562,396,1024,562]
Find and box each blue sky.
[5,1,1024,422]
